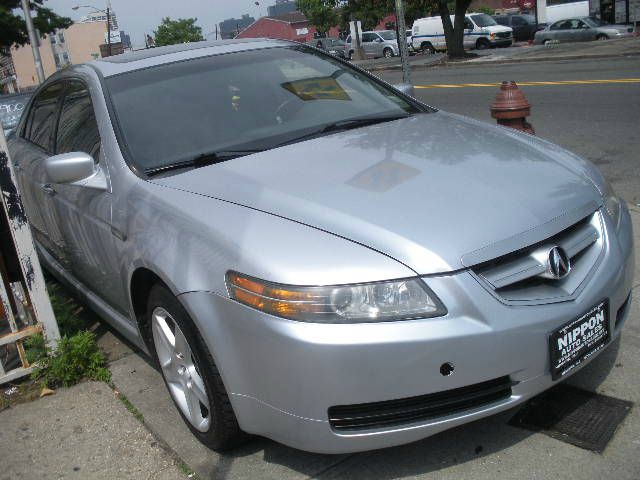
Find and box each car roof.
[86,38,294,77]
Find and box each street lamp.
[72,4,112,57]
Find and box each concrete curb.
[363,51,640,72]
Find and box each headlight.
[226,272,447,323]
[601,179,622,229]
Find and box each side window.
[512,16,526,26]
[550,21,564,30]
[56,81,101,159]
[464,18,474,29]
[24,82,64,151]
[362,33,376,43]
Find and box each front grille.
[328,376,513,431]
[473,210,604,304]
[496,32,512,39]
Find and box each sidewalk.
[353,36,640,72]
[2,209,638,479]
[0,381,188,479]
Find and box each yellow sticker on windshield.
[281,76,351,101]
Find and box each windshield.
[585,17,607,27]
[106,46,423,173]
[378,31,397,40]
[470,14,498,27]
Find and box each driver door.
[463,17,476,49]
[14,82,68,263]
[47,80,127,313]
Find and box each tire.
[348,49,354,60]
[421,42,435,54]
[383,47,393,58]
[476,38,490,50]
[147,284,246,451]
[596,34,608,41]
[543,39,552,45]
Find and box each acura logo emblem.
[548,246,571,279]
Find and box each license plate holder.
[549,300,609,380]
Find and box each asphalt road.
[377,57,640,205]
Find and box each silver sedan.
[534,16,634,44]
[8,39,634,454]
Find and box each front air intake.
[328,376,513,431]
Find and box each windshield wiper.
[145,149,263,177]
[274,113,411,149]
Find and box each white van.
[412,13,513,53]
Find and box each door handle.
[41,183,56,196]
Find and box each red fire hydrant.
[490,81,535,135]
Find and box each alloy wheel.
[152,307,211,432]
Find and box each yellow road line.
[415,78,640,89]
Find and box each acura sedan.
[8,39,634,454]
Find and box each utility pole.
[394,0,412,87]
[106,8,112,56]
[20,0,45,84]
[106,0,113,56]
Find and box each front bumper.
[180,207,634,454]
[491,38,513,47]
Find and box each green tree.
[153,17,203,47]
[297,0,339,35]
[0,0,72,53]
[342,0,393,30]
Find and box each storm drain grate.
[509,384,632,452]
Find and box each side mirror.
[44,152,107,190]
[393,83,415,97]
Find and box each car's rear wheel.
[383,47,393,58]
[596,34,608,41]
[420,42,435,54]
[348,49,354,60]
[543,39,552,45]
[148,284,246,450]
[476,38,490,50]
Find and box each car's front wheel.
[596,34,608,41]
[148,284,246,450]
[383,47,394,58]
[476,38,490,50]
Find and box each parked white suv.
[412,13,513,53]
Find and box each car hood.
[152,112,602,275]
[485,25,512,33]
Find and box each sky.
[44,0,265,47]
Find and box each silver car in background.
[8,39,634,454]
[534,16,634,44]
[345,30,399,59]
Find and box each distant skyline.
[42,0,269,48]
